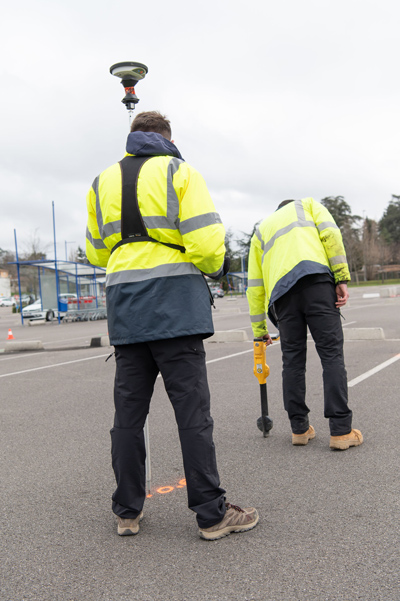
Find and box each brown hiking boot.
[292,425,315,445]
[330,429,363,450]
[116,511,144,536]
[199,503,259,540]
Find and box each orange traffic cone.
[7,329,14,340]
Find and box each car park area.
[0,286,399,601]
[21,294,107,322]
[0,297,16,307]
[208,283,225,298]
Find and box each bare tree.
[362,218,380,280]
[320,196,363,281]
[19,230,51,297]
[22,229,50,261]
[235,221,261,258]
[0,249,17,292]
[379,195,400,265]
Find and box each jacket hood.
[126,131,183,160]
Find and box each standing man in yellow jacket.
[246,198,363,451]
[86,111,258,540]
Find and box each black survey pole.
[253,336,279,437]
[109,60,151,494]
[259,383,273,437]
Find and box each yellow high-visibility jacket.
[246,197,350,338]
[86,132,226,345]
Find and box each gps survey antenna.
[110,61,148,123]
[109,61,151,492]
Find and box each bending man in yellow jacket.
[247,198,363,451]
[86,111,258,540]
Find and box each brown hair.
[277,199,296,209]
[130,111,171,139]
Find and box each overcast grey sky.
[1,0,398,259]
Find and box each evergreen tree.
[379,195,400,244]
[225,229,246,271]
[320,196,361,229]
[321,196,363,276]
[75,246,88,263]
[235,221,261,260]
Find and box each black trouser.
[110,335,226,528]
[274,282,352,436]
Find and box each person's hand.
[335,283,349,307]
[262,334,273,346]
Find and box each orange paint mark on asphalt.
[157,486,174,494]
[148,478,187,497]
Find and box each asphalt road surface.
[0,286,399,601]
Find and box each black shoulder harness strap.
[110,156,185,255]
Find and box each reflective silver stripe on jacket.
[204,261,224,279]
[106,262,201,287]
[294,200,317,228]
[93,176,105,240]
[165,157,182,229]
[261,200,316,262]
[86,226,107,250]
[250,313,266,323]
[255,227,264,249]
[94,157,219,242]
[103,221,121,237]
[262,222,303,258]
[144,215,175,230]
[330,255,347,265]
[317,221,338,232]
[101,214,188,236]
[141,158,183,231]
[248,279,264,287]
[179,212,222,235]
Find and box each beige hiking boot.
[292,425,316,445]
[330,429,363,450]
[199,503,259,540]
[116,511,144,536]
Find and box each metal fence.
[62,308,107,322]
[62,297,107,322]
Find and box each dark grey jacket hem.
[267,261,333,326]
[106,274,213,345]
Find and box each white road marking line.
[1,345,398,391]
[345,302,393,311]
[0,352,47,362]
[206,342,281,365]
[0,343,282,379]
[0,354,110,378]
[348,354,400,387]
